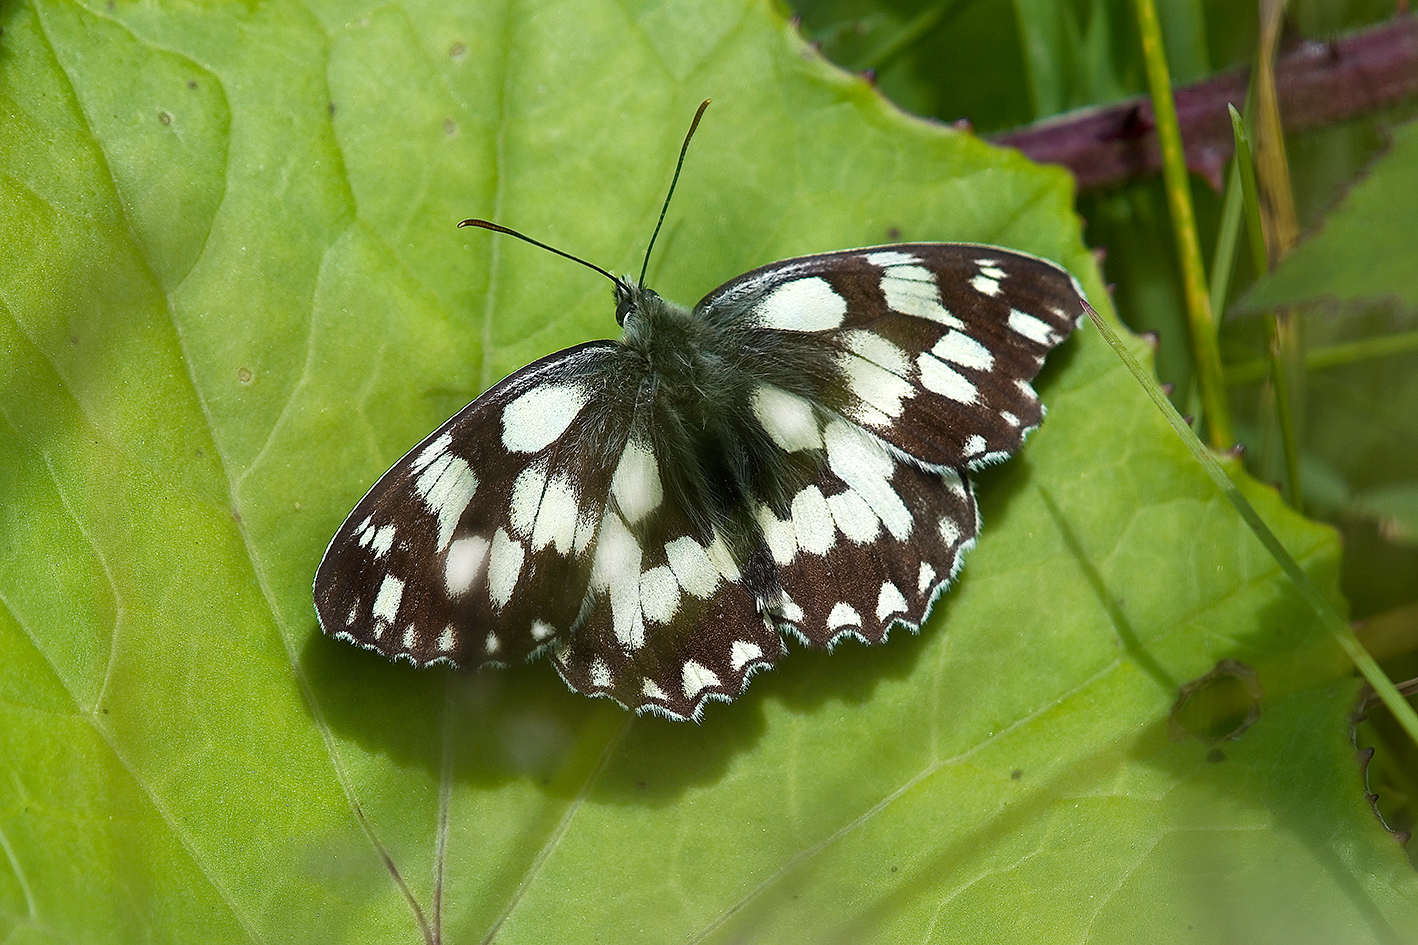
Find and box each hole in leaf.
[1170,659,1261,743]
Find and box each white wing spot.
[590,512,645,649]
[791,486,836,555]
[369,524,396,559]
[639,566,681,625]
[931,330,994,371]
[963,434,987,458]
[881,265,963,328]
[865,250,921,267]
[752,385,821,452]
[705,532,741,582]
[610,439,662,523]
[682,660,722,698]
[642,678,668,700]
[412,432,452,470]
[402,626,417,651]
[841,351,914,421]
[779,594,805,624]
[978,263,1005,278]
[754,277,848,331]
[531,472,580,553]
[573,505,598,554]
[509,463,549,539]
[591,658,612,688]
[1001,411,1020,427]
[918,562,937,594]
[939,515,962,546]
[970,274,1001,297]
[484,631,500,655]
[941,468,967,498]
[443,535,490,596]
[438,625,456,652]
[531,619,555,642]
[823,420,912,539]
[877,582,908,621]
[827,602,862,629]
[501,383,591,453]
[416,452,479,551]
[372,574,404,625]
[827,488,880,543]
[843,329,911,376]
[1009,308,1057,346]
[665,536,721,598]
[730,640,763,671]
[486,528,525,608]
[917,354,978,404]
[756,504,798,566]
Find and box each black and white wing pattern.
[314,243,1086,720]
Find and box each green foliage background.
[2,0,1415,942]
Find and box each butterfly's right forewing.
[698,244,1084,471]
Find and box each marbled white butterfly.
[313,102,1087,721]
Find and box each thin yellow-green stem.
[1087,300,1418,748]
[1208,159,1246,321]
[1229,105,1302,508]
[1129,0,1233,449]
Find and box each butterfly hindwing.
[754,414,981,648]
[551,451,784,719]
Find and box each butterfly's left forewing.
[314,342,631,668]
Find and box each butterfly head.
[613,276,642,327]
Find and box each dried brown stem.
[992,16,1418,191]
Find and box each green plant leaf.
[1242,118,1418,315]
[2,1,1414,943]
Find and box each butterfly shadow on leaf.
[299,626,779,798]
[299,599,962,804]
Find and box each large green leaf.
[2,0,1414,942]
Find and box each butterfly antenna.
[639,98,711,288]
[457,218,620,286]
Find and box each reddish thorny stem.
[992,16,1418,192]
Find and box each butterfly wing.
[694,244,1085,649]
[549,470,785,720]
[697,243,1086,470]
[314,341,634,668]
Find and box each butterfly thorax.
[611,280,824,542]
[616,282,735,404]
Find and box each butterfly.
[313,103,1087,721]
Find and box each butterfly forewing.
[314,342,630,668]
[699,244,1084,470]
[316,240,1086,721]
